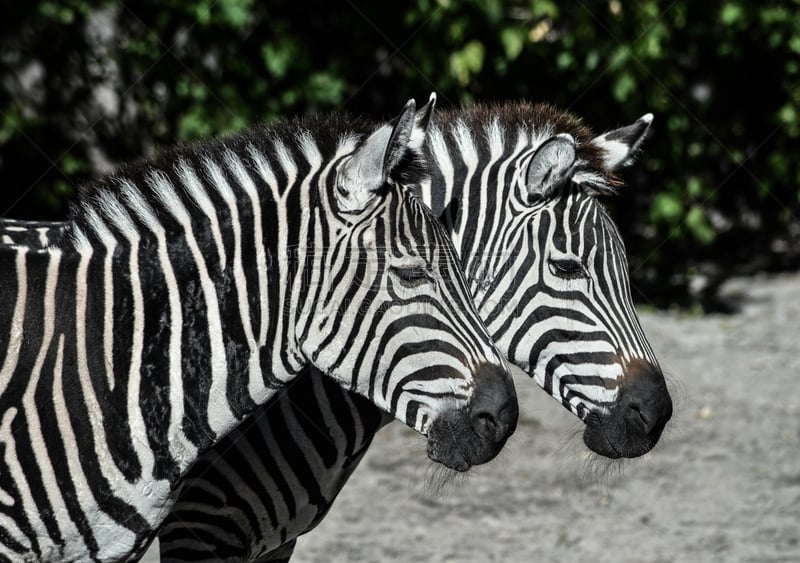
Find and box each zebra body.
[0,101,517,562]
[157,101,674,562]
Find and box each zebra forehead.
[544,190,626,251]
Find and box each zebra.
[0,99,519,562]
[156,98,674,562]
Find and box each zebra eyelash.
[389,264,434,288]
[548,257,588,280]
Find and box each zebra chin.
[581,358,673,458]
[425,363,519,471]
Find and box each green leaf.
[306,72,346,106]
[0,106,23,145]
[61,154,87,175]
[686,206,715,244]
[789,35,800,55]
[720,3,743,26]
[500,27,524,61]
[687,142,703,158]
[686,176,703,197]
[778,103,797,125]
[612,71,636,102]
[608,46,630,71]
[218,0,254,28]
[585,49,600,71]
[194,1,212,25]
[261,42,295,79]
[556,51,574,70]
[651,192,683,224]
[640,22,666,59]
[178,106,214,140]
[38,2,58,19]
[450,40,485,86]
[778,103,800,137]
[531,1,558,19]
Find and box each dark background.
[2,1,798,308]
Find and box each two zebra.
[159,99,673,562]
[0,96,673,562]
[0,100,518,561]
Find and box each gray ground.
[144,273,800,562]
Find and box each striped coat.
[0,101,516,562]
[159,100,673,562]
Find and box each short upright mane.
[62,113,381,246]
[434,101,619,193]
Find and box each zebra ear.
[591,113,653,170]
[524,133,576,204]
[409,92,436,152]
[335,99,417,213]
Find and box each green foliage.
[1,0,799,304]
[450,40,486,86]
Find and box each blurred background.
[1,0,798,307]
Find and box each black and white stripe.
[158,101,673,563]
[0,101,515,562]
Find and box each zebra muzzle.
[582,359,673,458]
[426,363,518,471]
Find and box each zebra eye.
[389,265,433,288]
[548,258,587,280]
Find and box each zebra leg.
[253,539,297,563]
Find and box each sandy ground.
[143,273,800,562]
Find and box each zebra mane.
[433,101,622,196]
[64,112,430,246]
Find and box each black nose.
[426,362,518,471]
[469,363,519,444]
[583,359,672,458]
[620,364,673,442]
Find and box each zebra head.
[430,105,671,458]
[300,97,517,471]
[523,120,672,459]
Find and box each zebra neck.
[72,209,314,446]
[0,199,320,558]
[420,130,539,358]
[2,164,319,483]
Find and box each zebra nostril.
[472,411,499,440]
[626,401,668,438]
[617,360,673,447]
[627,403,648,431]
[470,362,519,439]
